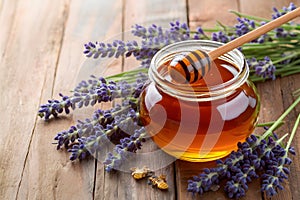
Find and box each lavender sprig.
[272,3,297,19]
[261,114,300,197]
[54,101,132,149]
[247,56,276,80]
[188,95,300,199]
[84,4,300,82]
[103,127,147,172]
[84,21,206,67]
[67,105,140,161]
[38,75,145,120]
[224,133,288,199]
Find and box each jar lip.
[149,40,249,101]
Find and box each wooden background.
[0,0,300,199]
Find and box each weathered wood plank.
[0,0,17,61]
[188,0,239,30]
[279,74,300,200]
[17,1,123,200]
[0,0,69,199]
[79,1,125,200]
[123,1,187,199]
[0,0,15,55]
[96,1,187,200]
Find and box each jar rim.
[149,40,249,101]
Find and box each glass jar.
[139,40,260,162]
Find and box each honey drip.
[139,58,260,162]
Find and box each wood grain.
[96,1,187,199]
[0,0,17,61]
[188,0,239,30]
[279,74,300,200]
[17,0,123,200]
[0,0,69,199]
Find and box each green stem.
[280,59,300,68]
[272,51,300,65]
[276,61,300,71]
[229,10,270,22]
[242,41,300,50]
[293,89,300,97]
[261,95,300,139]
[281,69,300,77]
[106,68,148,83]
[277,133,289,144]
[249,76,267,83]
[256,121,284,128]
[286,114,300,149]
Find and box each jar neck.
[149,40,249,102]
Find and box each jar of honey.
[139,40,260,162]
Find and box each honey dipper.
[168,7,300,83]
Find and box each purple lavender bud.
[288,147,296,155]
[196,27,204,35]
[103,127,147,171]
[235,18,256,37]
[289,2,296,10]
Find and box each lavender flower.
[261,151,291,197]
[131,21,200,66]
[193,27,206,40]
[235,18,269,43]
[38,76,144,120]
[211,31,231,43]
[188,103,300,199]
[235,17,255,36]
[187,149,244,196]
[67,104,141,161]
[84,21,207,67]
[84,40,140,59]
[54,101,132,149]
[271,2,298,38]
[260,132,294,197]
[187,131,294,199]
[247,57,276,80]
[38,93,72,120]
[103,127,147,172]
[261,160,287,197]
[272,3,296,19]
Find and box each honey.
[139,40,260,162]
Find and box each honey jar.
[139,40,260,162]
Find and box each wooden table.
[1,0,300,199]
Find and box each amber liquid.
[139,59,260,162]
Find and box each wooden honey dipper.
[168,7,300,83]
